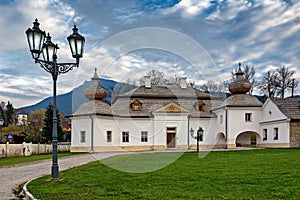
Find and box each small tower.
[229,63,251,94]
[84,68,107,100]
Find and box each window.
[194,100,205,111]
[263,129,267,141]
[134,105,139,111]
[131,99,142,111]
[274,128,278,140]
[107,131,112,143]
[122,131,129,143]
[80,131,86,143]
[141,131,148,142]
[245,113,252,122]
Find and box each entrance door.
[166,127,176,148]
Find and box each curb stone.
[23,180,37,200]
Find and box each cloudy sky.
[1,0,300,108]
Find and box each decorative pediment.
[154,102,190,113]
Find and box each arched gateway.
[236,131,261,147]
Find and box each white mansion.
[70,66,300,152]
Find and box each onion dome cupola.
[229,63,252,94]
[84,68,107,100]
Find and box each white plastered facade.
[71,77,297,152]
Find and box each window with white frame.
[141,131,148,142]
[273,128,278,140]
[122,131,129,143]
[245,113,252,122]
[107,131,112,143]
[263,129,267,141]
[80,131,86,143]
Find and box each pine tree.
[43,104,64,143]
[5,101,14,126]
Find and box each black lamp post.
[25,19,85,180]
[0,118,4,143]
[190,127,204,152]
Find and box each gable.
[262,98,288,122]
[153,101,190,114]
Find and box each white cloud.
[163,0,212,18]
[0,0,78,51]
[2,0,300,107]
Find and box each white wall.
[189,117,218,146]
[227,107,261,144]
[262,99,287,122]
[259,121,290,145]
[153,113,189,147]
[71,116,91,151]
[260,99,290,146]
[111,117,153,147]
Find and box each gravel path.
[0,152,127,200]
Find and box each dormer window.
[194,100,205,111]
[131,99,142,111]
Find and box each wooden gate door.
[166,127,176,148]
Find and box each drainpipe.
[89,115,94,153]
[187,114,190,149]
[225,108,228,149]
[152,117,155,150]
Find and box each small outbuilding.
[6,131,27,144]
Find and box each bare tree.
[139,69,168,86]
[200,80,227,98]
[243,65,257,94]
[276,65,298,99]
[258,70,279,98]
[111,81,136,104]
[258,65,298,99]
[27,108,45,143]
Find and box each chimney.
[144,76,151,89]
[179,77,187,89]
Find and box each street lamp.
[0,118,4,143]
[39,127,43,143]
[190,127,204,152]
[25,19,85,180]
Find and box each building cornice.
[260,118,290,125]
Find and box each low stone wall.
[290,122,300,148]
[0,142,70,158]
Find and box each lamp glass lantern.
[42,33,59,62]
[25,19,46,59]
[190,128,194,138]
[197,127,204,141]
[0,118,3,143]
[67,25,85,61]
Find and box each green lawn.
[27,149,300,199]
[0,152,78,167]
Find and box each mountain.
[19,78,273,116]
[18,79,118,116]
